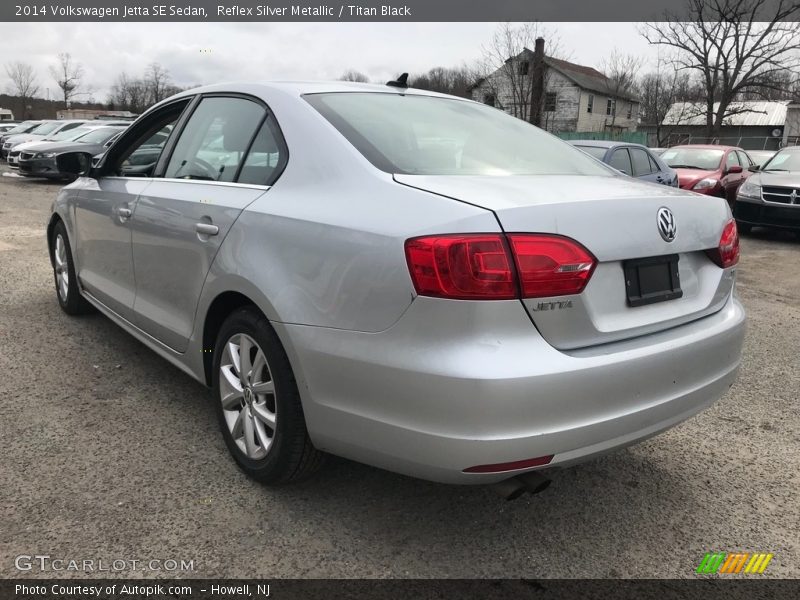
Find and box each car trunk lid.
[395,174,735,350]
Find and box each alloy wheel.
[54,234,69,302]
[219,333,277,460]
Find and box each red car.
[660,145,755,203]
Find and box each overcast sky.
[0,22,661,102]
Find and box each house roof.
[662,101,789,127]
[512,50,638,102]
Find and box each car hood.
[747,171,800,187]
[20,140,97,154]
[674,168,718,187]
[4,133,44,146]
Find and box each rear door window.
[609,148,633,175]
[237,116,286,185]
[629,148,653,176]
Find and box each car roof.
[670,144,740,151]
[568,140,650,150]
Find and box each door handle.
[195,223,219,236]
[118,207,132,220]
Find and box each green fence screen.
[555,131,648,145]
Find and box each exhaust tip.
[490,471,551,501]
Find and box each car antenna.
[386,73,409,88]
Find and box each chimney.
[529,37,546,127]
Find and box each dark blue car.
[569,140,679,187]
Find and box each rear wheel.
[51,221,94,315]
[212,306,325,484]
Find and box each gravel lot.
[0,165,798,579]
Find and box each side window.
[609,148,632,175]
[738,151,752,167]
[648,153,661,173]
[726,151,741,168]
[237,117,286,186]
[165,97,265,182]
[587,94,593,114]
[110,100,189,177]
[629,148,652,176]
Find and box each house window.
[587,94,594,113]
[520,61,529,76]
[606,99,615,116]
[484,94,496,107]
[626,103,632,119]
[545,92,557,112]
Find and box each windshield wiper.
[762,168,788,172]
[668,164,702,169]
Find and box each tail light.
[706,219,739,268]
[405,233,596,300]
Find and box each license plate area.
[623,254,682,307]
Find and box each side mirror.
[748,164,761,172]
[56,151,94,178]
[726,165,743,175]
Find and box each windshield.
[49,126,93,141]
[75,127,125,144]
[5,122,38,135]
[574,145,608,160]
[761,150,800,172]
[30,122,61,135]
[661,148,725,170]
[305,93,612,176]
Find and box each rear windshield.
[75,127,125,144]
[49,126,92,141]
[30,122,61,135]
[305,92,612,177]
[574,145,608,160]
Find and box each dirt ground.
[0,166,798,579]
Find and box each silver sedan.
[47,81,745,491]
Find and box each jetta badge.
[657,207,677,242]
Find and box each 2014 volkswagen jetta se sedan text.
[47,81,746,488]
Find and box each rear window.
[575,145,608,160]
[305,93,612,177]
[661,148,725,170]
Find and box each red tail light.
[405,234,596,300]
[706,219,739,268]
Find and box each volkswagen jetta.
[47,81,746,487]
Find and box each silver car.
[47,82,746,491]
[734,146,800,233]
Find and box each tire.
[212,306,325,484]
[736,221,752,235]
[51,221,94,315]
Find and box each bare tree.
[49,53,84,108]
[339,70,369,82]
[108,72,150,113]
[476,23,566,122]
[599,50,642,128]
[642,0,800,141]
[410,65,475,97]
[145,62,172,104]
[4,61,39,119]
[638,65,703,145]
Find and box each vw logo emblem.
[657,207,677,242]
[791,189,798,204]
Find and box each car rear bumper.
[734,197,800,231]
[278,292,746,484]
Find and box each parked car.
[18,126,128,179]
[569,140,678,186]
[745,149,777,168]
[661,144,754,203]
[0,120,42,148]
[1,120,87,160]
[7,122,132,168]
[0,123,20,135]
[47,82,745,492]
[734,146,800,233]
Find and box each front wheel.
[51,221,94,315]
[212,307,325,484]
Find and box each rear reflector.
[706,219,739,268]
[463,455,554,474]
[405,234,596,300]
